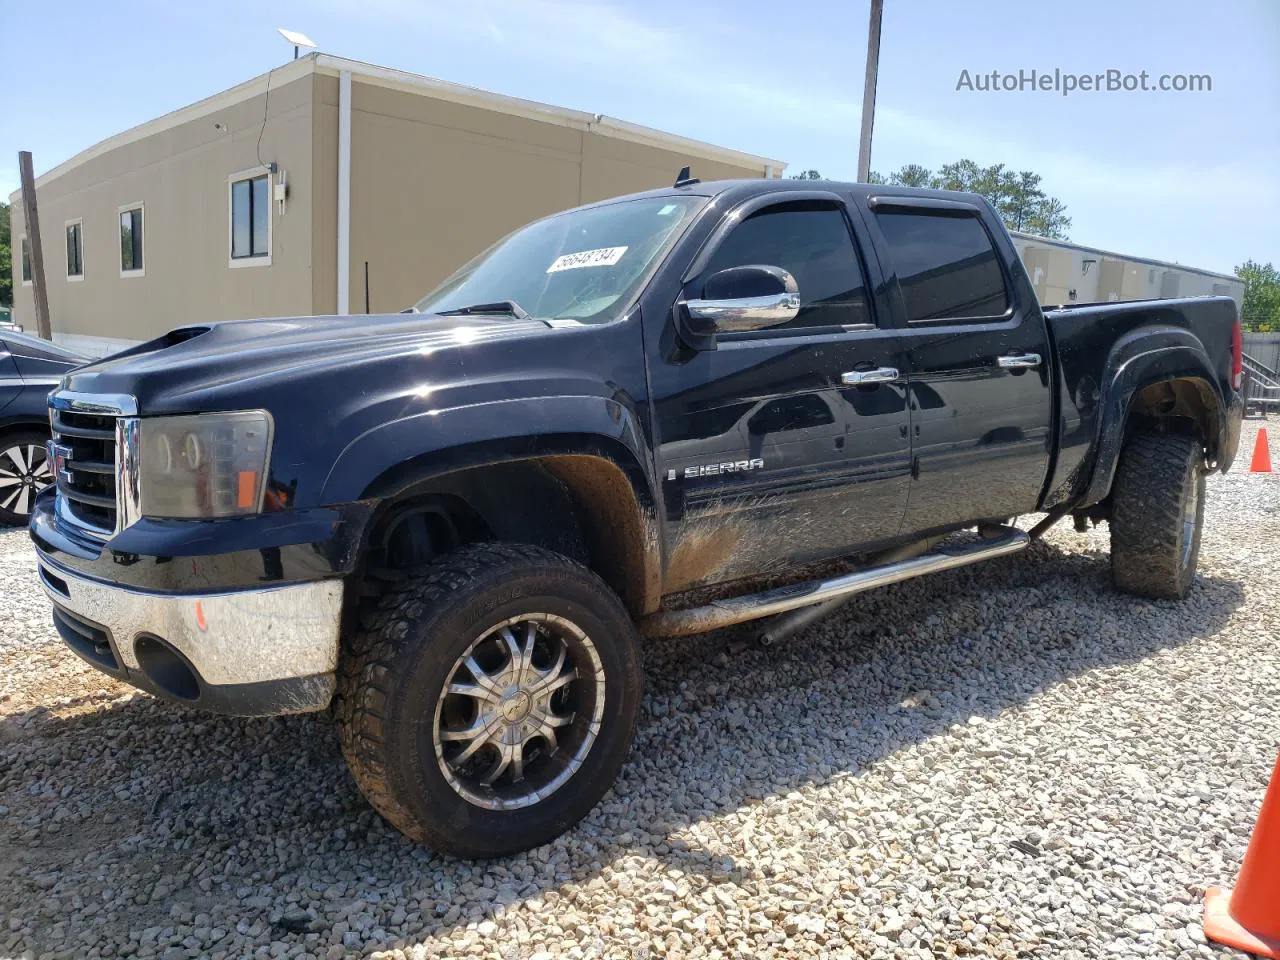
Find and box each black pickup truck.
[30,178,1243,857]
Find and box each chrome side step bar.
[639,526,1030,638]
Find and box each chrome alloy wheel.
[432,613,606,811]
[1179,469,1203,570]
[0,443,53,518]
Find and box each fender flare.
[319,394,664,614]
[1078,325,1226,507]
[319,394,655,504]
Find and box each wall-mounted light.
[274,168,289,215]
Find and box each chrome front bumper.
[37,552,343,715]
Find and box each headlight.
[135,411,274,518]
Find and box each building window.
[66,220,84,279]
[873,209,1010,322]
[119,205,144,276]
[229,173,270,265]
[20,236,31,285]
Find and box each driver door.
[646,194,911,593]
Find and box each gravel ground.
[1,419,1278,960]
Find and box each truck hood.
[57,312,561,414]
[52,310,638,510]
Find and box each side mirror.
[679,265,801,345]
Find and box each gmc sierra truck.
[30,178,1243,858]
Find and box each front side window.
[700,201,870,331]
[120,206,144,275]
[66,221,83,278]
[231,174,270,261]
[20,236,31,283]
[874,209,1009,322]
[415,196,705,323]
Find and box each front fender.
[318,394,655,505]
[1079,325,1226,506]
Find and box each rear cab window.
[872,208,1010,323]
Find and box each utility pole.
[17,152,52,341]
[856,0,884,183]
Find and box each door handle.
[841,367,900,385]
[998,353,1041,369]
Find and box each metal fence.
[1244,333,1280,374]
[1243,333,1280,417]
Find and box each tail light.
[1231,315,1243,390]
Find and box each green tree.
[0,202,11,307]
[1236,259,1280,332]
[888,163,932,188]
[868,159,1072,240]
[788,161,1073,239]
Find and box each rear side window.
[702,201,870,331]
[874,209,1009,322]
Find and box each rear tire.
[1109,431,1206,600]
[335,542,643,858]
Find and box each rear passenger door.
[648,193,912,591]
[860,197,1054,535]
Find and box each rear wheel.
[336,542,642,858]
[1109,430,1206,600]
[0,431,53,526]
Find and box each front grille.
[51,408,119,536]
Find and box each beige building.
[9,54,784,357]
[1011,232,1243,309]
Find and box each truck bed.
[1042,295,1241,509]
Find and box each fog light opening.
[134,635,201,702]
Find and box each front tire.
[1109,430,1206,600]
[336,543,643,858]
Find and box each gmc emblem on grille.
[48,441,73,486]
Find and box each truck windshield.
[414,195,706,323]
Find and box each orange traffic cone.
[1204,752,1280,957]
[1251,429,1273,473]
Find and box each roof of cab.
[579,177,993,211]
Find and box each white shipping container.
[1010,232,1243,309]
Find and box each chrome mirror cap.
[681,264,801,336]
[684,291,802,332]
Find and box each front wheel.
[1109,430,1206,600]
[335,543,643,858]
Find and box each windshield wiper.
[435,299,532,320]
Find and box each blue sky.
[2,0,1276,275]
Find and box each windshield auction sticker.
[546,246,628,273]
